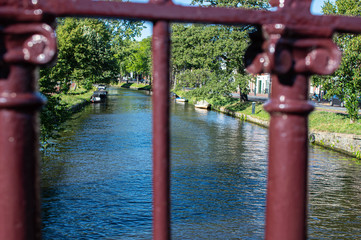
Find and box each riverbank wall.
[68,99,89,113]
[214,106,361,159]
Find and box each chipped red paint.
[1,0,361,239]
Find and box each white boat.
[90,90,107,103]
[194,100,211,109]
[90,95,102,103]
[175,97,188,102]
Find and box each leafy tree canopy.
[171,0,268,102]
[317,0,361,122]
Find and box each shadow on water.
[41,88,361,239]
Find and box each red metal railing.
[0,0,361,239]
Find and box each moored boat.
[90,90,107,103]
[175,97,188,102]
[194,100,211,109]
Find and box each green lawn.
[116,82,152,90]
[227,102,361,135]
[56,87,93,108]
[309,111,361,135]
[222,101,270,121]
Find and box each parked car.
[329,95,344,107]
[329,96,361,108]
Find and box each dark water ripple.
[41,88,361,239]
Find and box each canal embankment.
[68,99,90,112]
[214,105,361,159]
[172,89,361,159]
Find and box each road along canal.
[41,88,361,239]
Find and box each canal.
[41,88,361,239]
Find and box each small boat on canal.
[90,90,107,103]
[175,97,188,102]
[194,100,211,109]
[97,84,107,90]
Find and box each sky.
[134,0,328,41]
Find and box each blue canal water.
[41,88,361,239]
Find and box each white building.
[248,74,323,99]
[249,73,271,95]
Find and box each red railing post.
[0,64,44,240]
[151,0,171,238]
[0,21,57,239]
[264,73,312,240]
[246,22,341,239]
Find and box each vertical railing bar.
[0,68,44,240]
[151,0,171,238]
[264,73,312,240]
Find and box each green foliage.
[58,18,117,89]
[39,94,70,145]
[171,0,268,103]
[125,37,152,80]
[178,71,235,105]
[171,24,251,75]
[344,93,360,122]
[39,18,145,145]
[320,0,361,122]
[355,150,361,159]
[175,69,213,88]
[171,24,252,102]
[112,37,152,82]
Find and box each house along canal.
[41,88,361,239]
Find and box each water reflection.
[308,145,361,239]
[41,88,361,239]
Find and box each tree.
[39,18,145,145]
[171,0,268,102]
[125,37,152,83]
[54,18,118,89]
[320,0,361,122]
[178,69,235,105]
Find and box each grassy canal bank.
[173,90,361,159]
[55,87,94,110]
[116,82,152,90]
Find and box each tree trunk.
[240,92,248,102]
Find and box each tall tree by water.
[314,0,361,122]
[125,37,152,83]
[40,18,118,91]
[171,0,269,103]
